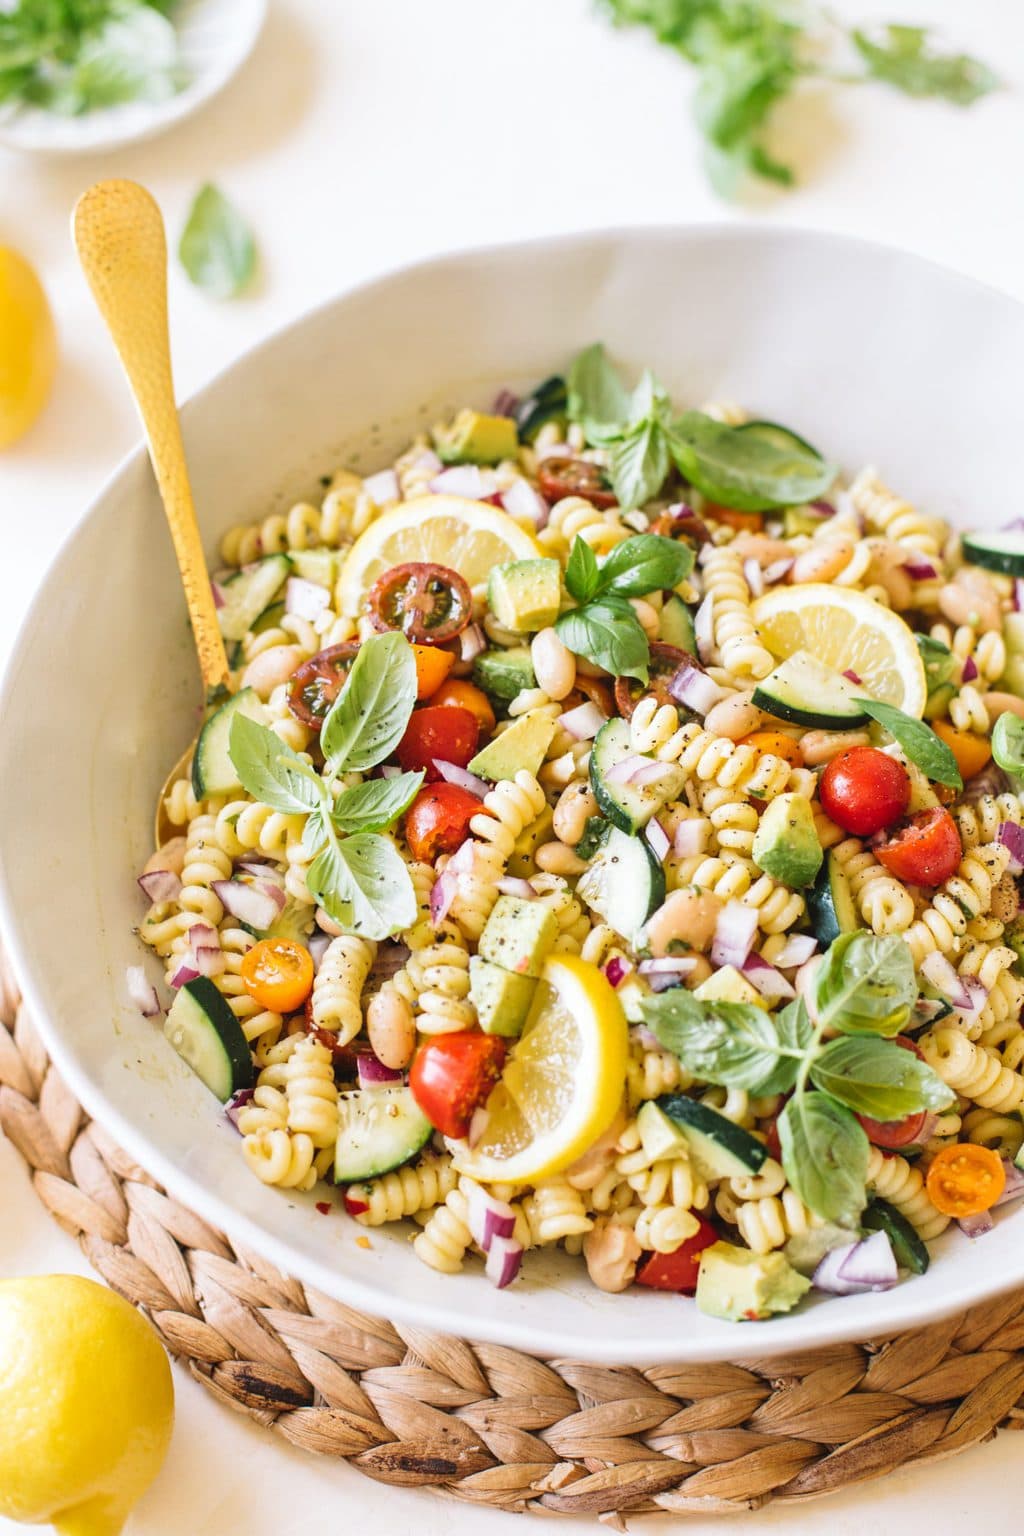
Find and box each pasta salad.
[131,344,1024,1320]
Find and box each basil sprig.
[228,633,421,939]
[556,531,694,681]
[567,346,675,509]
[855,697,962,789]
[642,930,953,1226]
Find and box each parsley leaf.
[854,697,962,789]
[853,25,998,106]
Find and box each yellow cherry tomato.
[412,642,456,700]
[241,937,314,1013]
[926,1142,1005,1218]
[433,678,497,735]
[0,247,57,450]
[739,729,804,767]
[931,719,992,782]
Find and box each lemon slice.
[750,583,927,718]
[453,954,628,1186]
[337,494,542,616]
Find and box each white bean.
[535,841,588,876]
[704,690,763,741]
[366,989,416,1070]
[643,889,722,956]
[531,628,576,700]
[628,598,660,640]
[143,837,186,878]
[553,783,598,845]
[242,644,308,700]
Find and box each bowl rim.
[4,221,1024,1362]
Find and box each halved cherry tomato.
[241,938,314,1013]
[648,509,713,547]
[926,1142,1006,1218]
[573,674,616,717]
[931,720,992,782]
[368,561,472,643]
[405,783,482,861]
[614,642,696,719]
[705,503,764,533]
[433,678,497,736]
[635,1216,719,1293]
[412,643,456,700]
[537,455,617,509]
[856,1037,928,1149]
[764,1116,782,1163]
[396,704,479,781]
[819,747,911,837]
[739,730,804,768]
[876,806,962,888]
[287,642,360,729]
[410,1031,507,1139]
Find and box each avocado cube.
[487,558,562,634]
[478,895,558,978]
[434,409,519,466]
[469,956,537,1037]
[507,802,554,879]
[289,548,339,590]
[469,709,557,784]
[693,965,764,1008]
[473,647,536,704]
[695,1242,811,1322]
[751,793,823,889]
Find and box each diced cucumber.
[753,651,870,729]
[962,531,1024,577]
[590,717,684,833]
[192,687,268,799]
[334,1086,433,1183]
[655,1094,767,1181]
[164,978,254,1102]
[515,375,567,442]
[576,825,665,941]
[251,599,287,636]
[217,554,292,643]
[862,1198,930,1274]
[806,851,860,949]
[658,594,697,653]
[289,549,339,589]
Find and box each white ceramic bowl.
[3,227,1023,1364]
[0,0,265,155]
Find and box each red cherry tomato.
[819,747,911,836]
[875,806,962,888]
[405,783,482,861]
[764,1116,782,1163]
[367,561,472,643]
[396,704,479,781]
[410,1032,507,1139]
[634,1216,719,1293]
[537,456,617,509]
[857,1036,927,1149]
[287,642,360,729]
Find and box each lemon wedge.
[453,954,628,1185]
[0,247,57,450]
[337,494,541,616]
[750,583,927,718]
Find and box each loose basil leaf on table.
[668,410,836,511]
[179,184,257,300]
[778,1091,870,1228]
[855,697,962,789]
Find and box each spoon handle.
[73,179,231,694]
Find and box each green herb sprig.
[179,184,257,300]
[642,930,954,1227]
[557,530,694,681]
[0,0,182,116]
[228,632,422,940]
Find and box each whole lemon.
[0,246,57,449]
[0,1274,174,1536]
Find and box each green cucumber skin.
[962,533,1024,578]
[655,1093,767,1176]
[590,718,682,834]
[751,685,869,730]
[165,978,253,1102]
[862,1198,930,1274]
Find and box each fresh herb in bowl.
[0,0,184,116]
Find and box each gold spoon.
[72,179,232,846]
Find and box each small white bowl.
[2,227,1024,1364]
[0,0,266,155]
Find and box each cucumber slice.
[735,420,825,461]
[862,1197,930,1274]
[251,599,287,636]
[334,1086,433,1183]
[576,825,665,941]
[962,531,1024,577]
[590,717,684,833]
[218,554,292,643]
[164,978,254,1102]
[806,850,860,948]
[655,1094,767,1180]
[192,687,268,799]
[752,651,870,729]
[658,594,697,653]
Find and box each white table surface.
[2,1,1023,1530]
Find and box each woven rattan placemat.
[3,947,1024,1521]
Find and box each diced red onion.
[645,818,671,862]
[633,761,677,788]
[694,594,714,664]
[211,580,226,610]
[920,951,972,1010]
[429,465,499,499]
[496,876,536,899]
[743,558,764,599]
[665,502,695,520]
[235,858,274,879]
[446,839,479,875]
[459,622,486,662]
[771,934,818,969]
[631,1023,662,1051]
[430,871,457,926]
[741,953,796,1000]
[960,978,989,1017]
[998,821,1024,875]
[194,945,225,978]
[557,701,605,740]
[410,448,442,477]
[467,1106,491,1147]
[188,923,219,951]
[842,669,862,685]
[492,387,519,418]
[813,1231,898,1294]
[604,956,633,988]
[1015,579,1024,614]
[961,655,979,684]
[309,931,332,968]
[434,760,490,798]
[668,662,727,716]
[763,558,793,584]
[212,879,284,931]
[904,558,939,581]
[501,479,547,526]
[379,764,401,780]
[673,817,707,856]
[995,1159,1024,1207]
[915,1112,940,1145]
[710,901,758,970]
[285,576,331,622]
[224,1087,255,1132]
[958,1209,995,1239]
[465,1182,517,1251]
[169,953,200,989]
[810,500,835,518]
[357,1054,404,1088]
[126,965,161,1017]
[485,1235,523,1289]
[603,754,652,787]
[138,868,181,904]
[362,468,400,505]
[637,957,698,977]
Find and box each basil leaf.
[555,597,650,683]
[179,184,257,300]
[608,418,670,510]
[992,712,1024,781]
[776,995,814,1057]
[596,534,695,599]
[811,1036,955,1119]
[567,343,630,434]
[854,698,962,789]
[916,633,956,693]
[565,536,601,604]
[331,771,424,835]
[814,931,916,1038]
[628,368,671,425]
[228,715,326,817]
[301,807,327,860]
[306,834,416,941]
[778,1091,869,1228]
[641,989,802,1095]
[321,631,417,775]
[72,6,179,109]
[852,26,998,106]
[668,410,835,512]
